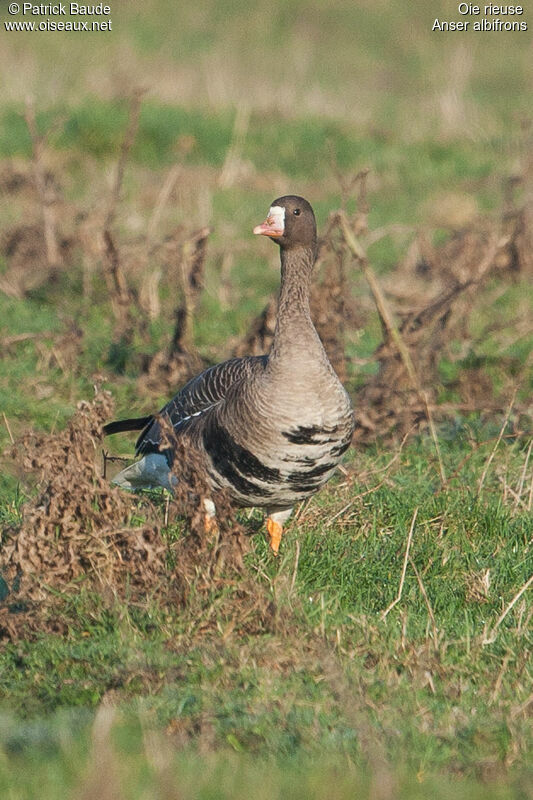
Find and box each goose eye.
[293,209,301,216]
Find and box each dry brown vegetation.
[0,392,277,642]
[1,391,168,639]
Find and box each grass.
[1,108,531,796]
[1,1,531,136]
[1,438,532,797]
[0,97,509,184]
[0,92,529,446]
[0,712,528,800]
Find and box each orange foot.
[266,518,283,556]
[203,514,219,535]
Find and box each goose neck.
[277,246,315,318]
[269,246,321,363]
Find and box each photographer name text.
[5,3,112,31]
[12,4,110,14]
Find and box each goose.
[103,196,355,554]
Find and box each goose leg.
[203,498,218,534]
[265,507,293,555]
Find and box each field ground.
[0,1,532,797]
[1,432,532,798]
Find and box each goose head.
[253,195,317,253]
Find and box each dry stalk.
[514,439,533,511]
[219,105,250,189]
[290,538,301,595]
[477,389,517,495]
[409,556,439,648]
[24,97,61,268]
[105,88,145,230]
[171,227,210,355]
[439,431,525,493]
[2,412,14,445]
[423,390,447,486]
[499,477,529,510]
[139,267,162,321]
[138,165,182,319]
[176,242,196,352]
[136,228,210,395]
[339,213,417,382]
[146,164,181,247]
[94,91,148,353]
[101,450,131,480]
[489,653,512,705]
[381,507,418,620]
[78,706,124,800]
[102,229,137,338]
[327,142,369,216]
[482,573,533,645]
[325,481,388,528]
[339,212,447,484]
[510,693,533,721]
[216,250,234,309]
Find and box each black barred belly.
[202,421,350,508]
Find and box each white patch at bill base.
[268,205,285,232]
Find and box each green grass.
[1,438,531,797]
[0,712,528,800]
[0,97,507,187]
[1,101,531,797]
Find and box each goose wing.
[136,355,267,455]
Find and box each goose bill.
[253,205,285,238]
